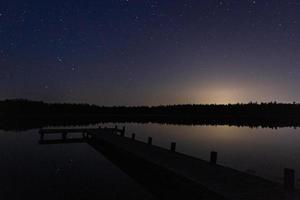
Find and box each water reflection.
[0,123,300,199]
[96,123,300,187]
[0,130,155,200]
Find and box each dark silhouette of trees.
[1,99,300,130]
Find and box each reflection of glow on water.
[2,123,300,188]
[103,123,300,187]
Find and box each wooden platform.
[39,126,125,135]
[38,126,125,142]
[38,127,300,200]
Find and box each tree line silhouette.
[1,99,300,130]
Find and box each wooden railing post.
[113,125,118,134]
[170,142,176,152]
[210,151,218,164]
[148,137,152,145]
[40,133,44,140]
[121,126,125,136]
[131,133,136,140]
[62,133,67,140]
[284,168,295,191]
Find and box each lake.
[1,123,300,199]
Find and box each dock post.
[62,133,67,140]
[284,168,295,191]
[122,126,125,136]
[40,133,44,141]
[84,132,88,139]
[170,142,176,152]
[210,151,218,164]
[148,137,152,145]
[120,127,125,137]
[131,133,136,140]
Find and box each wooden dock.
[39,127,300,200]
[38,126,125,142]
[39,126,125,135]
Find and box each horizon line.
[2,98,300,107]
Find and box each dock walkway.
[39,127,300,200]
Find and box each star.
[57,57,63,63]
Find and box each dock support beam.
[148,137,152,145]
[131,133,136,140]
[40,133,44,140]
[121,126,125,136]
[62,133,67,140]
[210,151,218,165]
[170,142,176,152]
[284,168,295,191]
[88,133,91,139]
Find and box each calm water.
[1,123,300,199]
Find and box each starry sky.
[1,0,300,105]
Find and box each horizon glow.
[1,1,300,106]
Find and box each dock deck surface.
[91,131,300,200]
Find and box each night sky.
[1,0,300,105]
